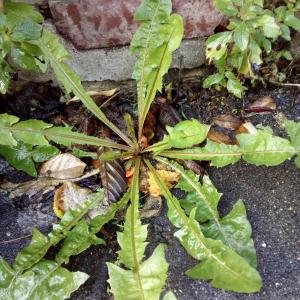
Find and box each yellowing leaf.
[39,153,86,179]
[148,170,180,197]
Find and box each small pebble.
[6,232,11,237]
[261,242,267,248]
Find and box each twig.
[100,91,120,108]
[0,234,32,245]
[269,79,300,88]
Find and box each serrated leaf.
[0,142,60,176]
[150,119,210,153]
[12,119,52,145]
[10,260,88,300]
[108,158,168,299]
[257,15,281,38]
[55,220,104,264]
[159,140,241,167]
[146,160,262,293]
[13,228,49,273]
[4,1,44,28]
[202,199,257,268]
[225,71,244,98]
[11,20,42,41]
[158,158,257,267]
[107,244,168,300]
[0,113,131,151]
[237,130,295,166]
[203,73,224,88]
[131,0,183,137]
[38,29,133,147]
[117,205,148,269]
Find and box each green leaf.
[159,140,241,167]
[249,39,262,65]
[225,71,245,98]
[237,130,295,166]
[0,63,11,94]
[0,113,19,145]
[213,0,238,16]
[148,119,210,153]
[12,119,52,145]
[107,158,168,300]
[256,15,281,38]
[117,205,148,269]
[159,125,296,167]
[163,291,177,300]
[0,142,60,176]
[206,32,232,62]
[233,23,250,51]
[0,113,132,151]
[55,220,104,265]
[4,1,44,28]
[13,228,49,273]
[10,260,88,300]
[38,29,134,147]
[284,13,300,31]
[107,244,168,300]
[157,158,257,267]
[89,189,131,233]
[11,20,42,41]
[284,119,300,168]
[202,199,257,268]
[146,160,262,293]
[131,0,184,138]
[203,73,225,88]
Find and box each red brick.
[49,0,224,50]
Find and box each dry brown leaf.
[67,88,118,104]
[53,181,108,219]
[245,96,276,113]
[39,153,86,179]
[53,182,92,218]
[236,122,258,134]
[207,129,236,145]
[98,148,127,203]
[147,169,180,197]
[213,114,242,130]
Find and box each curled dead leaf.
[98,148,127,203]
[236,122,258,134]
[39,153,86,179]
[245,96,276,113]
[53,181,107,219]
[207,129,236,145]
[67,88,118,104]
[213,114,242,130]
[53,182,92,218]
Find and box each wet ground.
[0,77,299,299]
